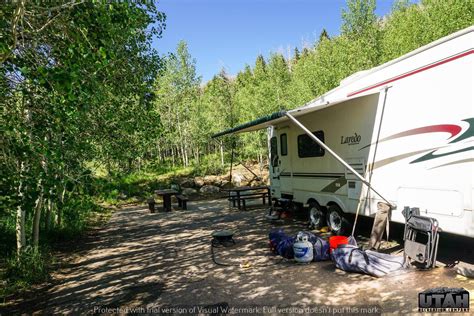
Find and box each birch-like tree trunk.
[16,161,26,256]
[220,141,224,166]
[32,182,44,247]
[45,198,52,232]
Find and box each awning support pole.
[284,112,393,207]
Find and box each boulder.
[194,177,205,187]
[220,180,231,189]
[200,185,220,194]
[182,187,198,196]
[180,178,195,188]
[231,173,244,186]
[204,175,222,186]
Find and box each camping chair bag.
[331,244,405,277]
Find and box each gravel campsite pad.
[3,199,473,314]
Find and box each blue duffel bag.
[276,236,295,259]
[331,244,406,277]
[269,228,287,254]
[312,235,330,261]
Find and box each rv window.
[280,133,288,156]
[270,136,278,167]
[297,131,325,158]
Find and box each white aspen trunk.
[184,144,189,167]
[16,161,26,256]
[195,147,200,165]
[171,146,175,167]
[157,143,163,163]
[45,198,52,232]
[56,186,66,227]
[32,184,44,248]
[180,144,186,166]
[220,141,224,166]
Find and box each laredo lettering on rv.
[341,133,361,145]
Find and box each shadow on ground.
[2,199,473,314]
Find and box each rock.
[232,173,244,186]
[194,177,205,187]
[200,185,220,194]
[180,178,195,188]
[220,180,231,188]
[182,187,197,195]
[204,175,222,186]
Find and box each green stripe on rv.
[321,176,347,193]
[211,110,286,138]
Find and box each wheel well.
[307,199,328,212]
[326,201,342,212]
[307,198,319,207]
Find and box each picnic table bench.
[154,189,178,212]
[152,189,188,212]
[221,185,271,211]
[176,194,188,210]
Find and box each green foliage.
[342,0,377,36]
[192,153,229,177]
[1,1,165,292]
[3,247,50,290]
[381,0,474,62]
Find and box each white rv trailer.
[213,26,474,238]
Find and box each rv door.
[269,130,281,197]
[278,127,293,195]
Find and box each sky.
[152,0,398,82]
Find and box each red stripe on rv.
[347,49,474,97]
[382,124,463,141]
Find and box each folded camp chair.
[403,207,440,269]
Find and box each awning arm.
[285,112,393,208]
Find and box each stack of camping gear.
[270,230,423,277]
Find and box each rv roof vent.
[340,69,370,86]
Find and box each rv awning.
[211,110,287,138]
[212,91,380,138]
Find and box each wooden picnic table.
[154,189,178,212]
[221,185,271,211]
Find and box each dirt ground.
[2,198,473,315]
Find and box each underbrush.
[191,154,228,177]
[1,247,51,297]
[93,165,195,205]
[0,197,111,304]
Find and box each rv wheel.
[327,205,350,236]
[308,203,325,229]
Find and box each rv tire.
[308,202,325,230]
[327,204,350,236]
